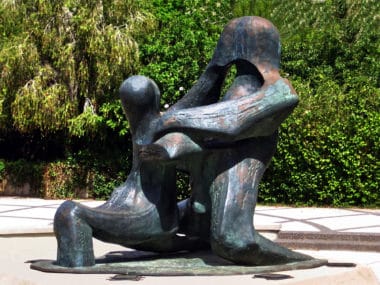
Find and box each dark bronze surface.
[49,16,316,272]
[30,250,327,275]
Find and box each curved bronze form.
[54,16,313,268]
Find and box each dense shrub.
[0,0,378,206]
[0,148,130,199]
[0,0,154,137]
[0,160,44,196]
[138,0,232,107]
[259,0,379,206]
[260,81,379,206]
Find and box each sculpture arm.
[138,132,204,162]
[156,78,298,142]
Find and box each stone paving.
[0,198,102,235]
[0,197,379,284]
[1,197,379,236]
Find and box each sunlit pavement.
[0,197,379,284]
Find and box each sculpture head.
[119,75,160,129]
[210,16,281,76]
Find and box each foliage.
[260,81,379,206]
[43,154,128,199]
[0,160,5,179]
[231,0,273,19]
[139,0,233,108]
[0,0,378,206]
[176,171,191,202]
[68,148,131,199]
[1,148,130,199]
[0,0,155,137]
[258,0,380,206]
[3,159,44,195]
[0,0,151,198]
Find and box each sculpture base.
[30,250,327,276]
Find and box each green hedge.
[0,0,379,206]
[257,0,379,206]
[0,149,130,199]
[260,80,379,207]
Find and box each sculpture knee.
[54,200,93,241]
[54,200,77,228]
[54,200,95,267]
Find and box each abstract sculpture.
[52,16,316,269]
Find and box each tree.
[0,0,155,138]
[139,0,233,108]
[0,0,378,205]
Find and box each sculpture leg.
[209,150,312,265]
[54,200,95,267]
[54,198,183,265]
[137,132,212,241]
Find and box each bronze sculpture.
[52,16,316,269]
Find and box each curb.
[276,231,380,252]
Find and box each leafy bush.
[2,160,44,196]
[258,0,379,207]
[0,0,155,137]
[0,0,378,206]
[260,81,379,206]
[139,0,233,108]
[0,160,5,179]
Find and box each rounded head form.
[119,75,160,113]
[211,16,281,71]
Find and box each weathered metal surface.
[31,250,327,276]
[47,16,316,272]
